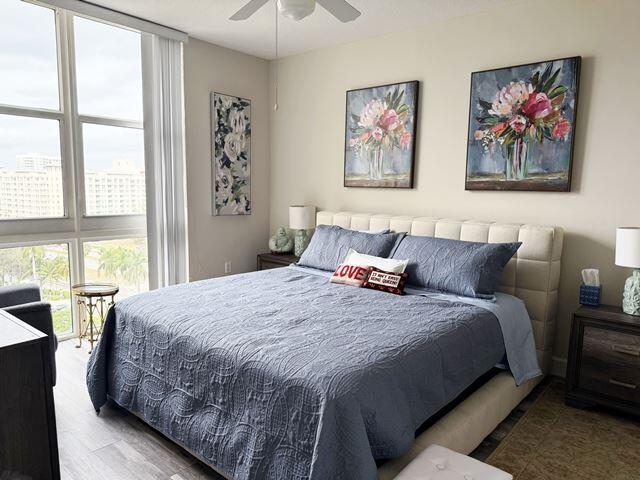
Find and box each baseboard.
[551,356,567,378]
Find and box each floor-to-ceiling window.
[0,0,150,339]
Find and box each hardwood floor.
[54,340,223,480]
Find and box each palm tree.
[122,248,147,292]
[97,242,148,292]
[98,245,127,279]
[40,256,70,295]
[20,246,45,283]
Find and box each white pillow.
[343,248,408,273]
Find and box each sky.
[0,0,144,171]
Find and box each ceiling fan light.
[277,0,315,21]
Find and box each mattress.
[87,266,508,480]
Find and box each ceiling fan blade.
[316,0,361,22]
[229,0,271,20]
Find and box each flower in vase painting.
[344,81,419,188]
[466,57,580,192]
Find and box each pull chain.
[274,0,279,112]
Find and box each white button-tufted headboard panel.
[316,211,564,374]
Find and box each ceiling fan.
[230,0,361,23]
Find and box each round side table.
[72,283,119,353]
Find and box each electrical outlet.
[224,261,232,274]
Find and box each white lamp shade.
[289,205,315,230]
[616,227,640,268]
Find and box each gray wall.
[184,38,270,280]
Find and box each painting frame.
[211,91,252,216]
[465,56,581,192]
[343,80,419,189]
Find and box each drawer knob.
[611,344,640,357]
[609,378,637,390]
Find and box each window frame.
[0,1,154,340]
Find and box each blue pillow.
[391,235,521,298]
[298,225,404,272]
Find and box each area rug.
[486,381,640,479]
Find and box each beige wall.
[269,0,640,364]
[184,38,270,280]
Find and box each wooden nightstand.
[566,305,640,416]
[257,252,299,271]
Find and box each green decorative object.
[622,270,640,316]
[616,227,640,316]
[289,205,315,257]
[294,229,309,258]
[269,226,293,253]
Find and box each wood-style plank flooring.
[55,340,223,480]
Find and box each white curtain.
[143,35,189,288]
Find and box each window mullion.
[0,105,63,120]
[58,10,79,226]
[78,114,143,130]
[60,10,86,227]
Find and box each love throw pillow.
[362,267,408,295]
[330,264,372,287]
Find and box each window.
[0,1,152,338]
[0,115,64,219]
[83,238,149,298]
[74,16,143,121]
[74,16,146,217]
[0,2,64,220]
[0,1,59,110]
[0,244,72,334]
[82,124,146,216]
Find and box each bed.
[86,211,563,480]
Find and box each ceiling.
[88,0,520,59]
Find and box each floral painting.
[344,81,418,188]
[212,92,251,215]
[466,57,581,191]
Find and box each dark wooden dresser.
[257,252,299,270]
[0,309,60,479]
[566,305,640,416]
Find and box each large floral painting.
[466,57,581,191]
[344,81,418,188]
[212,92,251,215]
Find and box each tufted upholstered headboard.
[316,211,564,374]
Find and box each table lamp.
[289,205,315,257]
[615,227,640,315]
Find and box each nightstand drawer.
[579,367,640,403]
[260,260,287,270]
[257,253,299,271]
[582,325,640,368]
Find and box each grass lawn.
[53,307,72,335]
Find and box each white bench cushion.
[394,444,512,480]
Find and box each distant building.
[0,154,145,219]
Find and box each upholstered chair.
[0,284,58,386]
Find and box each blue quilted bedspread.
[87,267,506,480]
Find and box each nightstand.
[566,305,640,416]
[257,252,299,270]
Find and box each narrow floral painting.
[466,57,580,191]
[212,92,251,215]
[344,81,418,188]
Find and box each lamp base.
[622,269,640,316]
[294,229,309,257]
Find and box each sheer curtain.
[143,35,189,288]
